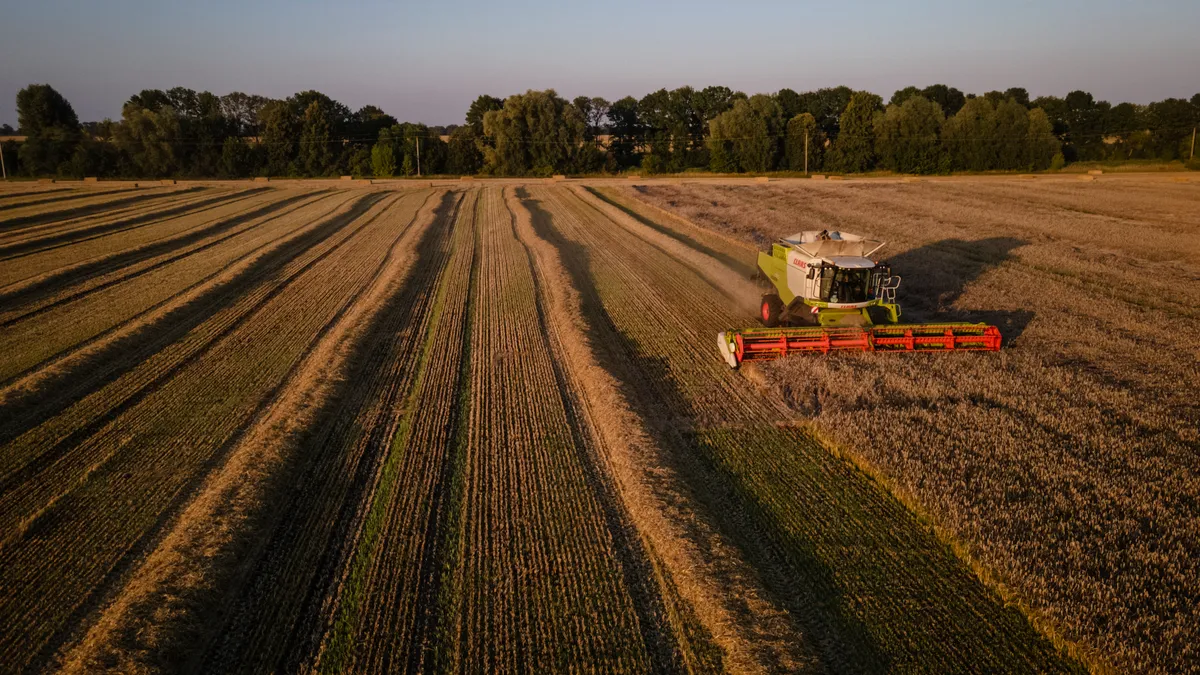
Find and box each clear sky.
[1,0,1197,126]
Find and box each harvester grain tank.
[717,230,1001,367]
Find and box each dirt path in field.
[55,190,446,675]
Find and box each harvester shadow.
[520,189,888,674]
[0,192,384,464]
[885,237,1034,345]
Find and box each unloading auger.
[717,230,1001,368]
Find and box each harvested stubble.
[0,185,209,238]
[0,188,261,274]
[524,185,1077,673]
[450,187,669,672]
[0,189,430,670]
[0,189,341,384]
[0,186,137,214]
[615,177,1200,673]
[0,186,280,291]
[56,189,447,674]
[195,191,461,674]
[313,189,481,674]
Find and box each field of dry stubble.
[603,174,1199,673]
[2,174,1191,674]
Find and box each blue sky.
[1,0,1197,126]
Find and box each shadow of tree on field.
[885,237,1035,345]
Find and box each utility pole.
[0,141,6,181]
[804,131,809,176]
[416,138,421,177]
[1191,127,1196,161]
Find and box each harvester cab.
[718,230,1001,368]
[754,230,899,328]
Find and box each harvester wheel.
[760,294,783,327]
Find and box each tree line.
[4,83,1199,178]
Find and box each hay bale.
[552,174,567,181]
[1170,176,1190,183]
[1087,169,1104,176]
[901,177,920,183]
[754,176,770,183]
[828,175,845,181]
[254,176,269,182]
[459,176,475,181]
[160,179,176,186]
[624,174,641,180]
[83,177,98,183]
[1017,174,1037,179]
[1078,175,1096,181]
[809,174,826,180]
[340,175,353,181]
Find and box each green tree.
[446,126,482,174]
[1062,90,1107,161]
[291,90,351,140]
[1004,88,1031,107]
[16,84,82,175]
[218,137,253,178]
[347,146,371,178]
[1145,98,1195,160]
[298,101,332,176]
[829,91,882,172]
[466,95,503,135]
[482,89,590,175]
[220,92,268,136]
[942,97,997,171]
[115,102,181,177]
[784,112,823,172]
[920,84,966,116]
[706,95,782,173]
[606,96,641,169]
[1026,108,1061,170]
[873,96,944,173]
[572,96,609,141]
[695,86,737,124]
[993,99,1032,170]
[795,86,853,136]
[371,128,396,177]
[889,86,923,107]
[775,88,803,120]
[258,100,297,176]
[351,105,397,146]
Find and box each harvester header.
[718,230,1001,367]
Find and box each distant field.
[1,176,1189,673]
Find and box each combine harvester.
[718,230,1001,368]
